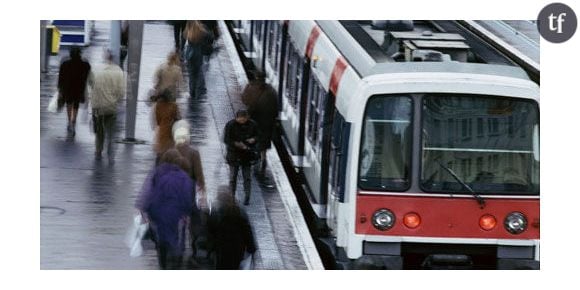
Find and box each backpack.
[201,31,215,56]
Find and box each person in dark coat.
[183,20,208,98]
[135,149,194,270]
[208,185,256,269]
[244,71,279,173]
[224,109,260,205]
[57,46,91,136]
[169,20,187,52]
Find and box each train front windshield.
[359,96,413,191]
[358,94,539,195]
[421,95,539,195]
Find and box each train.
[228,20,540,269]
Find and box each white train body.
[230,20,540,269]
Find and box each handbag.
[125,214,149,257]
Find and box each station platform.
[40,20,323,270]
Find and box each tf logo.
[538,2,577,43]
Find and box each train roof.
[316,20,534,82]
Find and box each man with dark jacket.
[223,109,259,205]
[58,46,91,136]
[244,71,279,173]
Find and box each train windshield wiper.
[438,162,486,209]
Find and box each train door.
[318,91,336,205]
[280,38,307,157]
[327,110,350,233]
[303,75,333,210]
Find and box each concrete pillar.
[124,20,144,142]
[40,20,48,73]
[109,20,121,65]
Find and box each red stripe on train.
[305,26,321,59]
[329,56,348,96]
[355,193,540,240]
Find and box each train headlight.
[372,209,395,231]
[504,212,528,234]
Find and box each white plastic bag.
[239,251,254,270]
[125,214,149,257]
[47,92,59,113]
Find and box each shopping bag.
[125,214,149,257]
[47,92,59,113]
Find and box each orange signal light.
[479,214,497,231]
[403,212,421,229]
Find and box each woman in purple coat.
[136,149,193,269]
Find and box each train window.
[267,21,281,73]
[307,75,326,151]
[283,41,303,111]
[421,95,539,195]
[358,96,413,191]
[254,20,265,42]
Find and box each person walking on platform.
[152,89,181,162]
[169,20,187,52]
[243,71,279,174]
[224,110,260,205]
[173,120,205,193]
[136,149,194,270]
[172,119,208,259]
[183,20,208,99]
[200,20,219,64]
[208,185,256,269]
[153,51,183,100]
[57,46,91,136]
[88,50,125,161]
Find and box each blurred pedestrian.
[57,46,91,136]
[224,109,260,205]
[153,89,181,162]
[201,20,219,42]
[200,20,219,63]
[172,119,208,260]
[173,120,205,192]
[88,50,125,161]
[169,20,186,52]
[183,20,208,98]
[245,71,279,173]
[153,51,183,100]
[135,149,194,270]
[207,185,256,269]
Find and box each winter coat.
[247,83,278,150]
[240,82,262,108]
[154,101,180,155]
[89,63,125,115]
[208,203,256,269]
[153,63,183,100]
[58,57,91,104]
[176,143,205,191]
[223,119,260,166]
[135,163,194,254]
